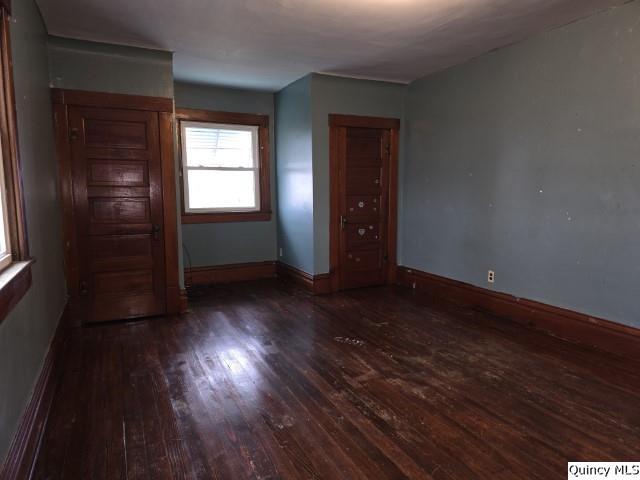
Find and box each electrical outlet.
[487,270,495,283]
[279,248,283,257]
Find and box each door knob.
[153,224,161,240]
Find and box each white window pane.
[187,169,257,210]
[185,126,256,168]
[0,189,6,255]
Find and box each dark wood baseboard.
[0,301,70,480]
[185,261,276,287]
[397,266,640,361]
[179,289,188,314]
[313,274,331,295]
[276,262,331,295]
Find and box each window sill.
[181,211,272,224]
[0,259,34,325]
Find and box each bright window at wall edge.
[0,146,12,272]
[181,121,261,213]
[0,3,34,324]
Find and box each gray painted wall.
[47,36,174,98]
[275,75,314,273]
[402,1,640,328]
[0,0,67,463]
[174,82,277,268]
[311,74,405,274]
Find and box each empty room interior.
[0,0,639,478]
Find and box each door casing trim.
[328,114,400,292]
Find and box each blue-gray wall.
[311,74,405,274]
[0,0,67,463]
[401,1,640,328]
[47,36,174,98]
[175,81,277,268]
[275,75,314,273]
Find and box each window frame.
[181,121,261,214]
[177,108,271,224]
[0,1,34,326]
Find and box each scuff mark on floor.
[334,336,365,347]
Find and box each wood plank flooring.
[33,280,640,479]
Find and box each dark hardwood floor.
[34,280,640,479]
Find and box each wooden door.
[333,120,398,290]
[69,106,166,322]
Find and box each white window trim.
[181,121,261,214]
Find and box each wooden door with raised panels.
[68,106,166,322]
[338,126,391,289]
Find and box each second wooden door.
[333,120,398,290]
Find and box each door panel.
[346,223,380,248]
[346,195,381,216]
[90,235,152,259]
[346,167,382,195]
[339,127,391,289]
[94,270,154,294]
[90,235,154,272]
[345,249,381,271]
[69,106,166,322]
[87,160,148,186]
[90,198,151,223]
[84,119,148,149]
[345,129,384,166]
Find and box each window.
[178,109,271,223]
[0,1,34,326]
[0,146,12,271]
[182,122,260,212]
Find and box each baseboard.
[397,266,640,360]
[0,301,70,480]
[179,288,188,314]
[276,262,332,295]
[313,273,332,294]
[185,261,276,286]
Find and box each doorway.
[329,114,400,291]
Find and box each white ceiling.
[36,0,628,91]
